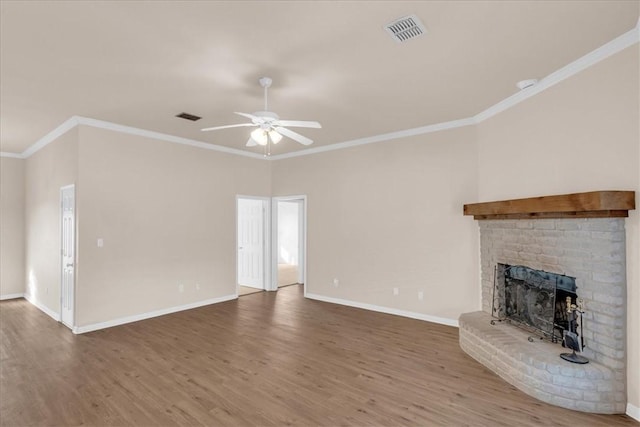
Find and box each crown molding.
[474,24,639,123]
[1,116,79,159]
[5,23,638,161]
[75,117,266,160]
[271,24,638,160]
[5,116,266,160]
[22,116,81,158]
[269,117,476,160]
[0,152,24,159]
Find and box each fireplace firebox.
[493,263,578,345]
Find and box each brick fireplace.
[460,191,635,414]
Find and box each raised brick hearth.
[460,217,628,414]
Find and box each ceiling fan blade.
[246,137,258,147]
[234,112,261,121]
[201,123,255,132]
[275,127,313,146]
[275,120,321,129]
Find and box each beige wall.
[477,46,639,410]
[75,126,271,326]
[24,128,79,314]
[272,126,480,322]
[0,157,25,297]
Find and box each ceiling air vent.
[385,14,426,43]
[176,112,202,121]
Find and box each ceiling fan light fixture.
[251,128,268,145]
[269,130,283,144]
[202,77,320,149]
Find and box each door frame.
[60,184,76,329]
[235,195,271,296]
[271,195,307,295]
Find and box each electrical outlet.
[333,278,339,287]
[393,287,399,296]
[196,283,201,291]
[418,291,424,300]
[178,284,184,293]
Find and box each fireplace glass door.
[494,264,577,342]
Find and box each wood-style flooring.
[277,264,299,287]
[238,285,263,296]
[1,285,637,426]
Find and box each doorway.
[272,196,306,292]
[236,196,270,296]
[60,184,75,328]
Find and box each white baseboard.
[239,283,264,290]
[73,294,237,334]
[305,293,459,328]
[627,403,640,422]
[0,292,25,301]
[24,294,61,321]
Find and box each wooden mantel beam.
[463,191,635,220]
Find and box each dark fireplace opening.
[493,264,577,343]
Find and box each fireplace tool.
[560,296,588,364]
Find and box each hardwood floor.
[1,285,637,426]
[277,264,299,287]
[238,285,264,296]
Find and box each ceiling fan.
[201,77,321,148]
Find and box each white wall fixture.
[516,79,538,90]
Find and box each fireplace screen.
[493,264,577,342]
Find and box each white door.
[60,185,75,328]
[237,198,265,289]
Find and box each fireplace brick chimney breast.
[461,217,627,413]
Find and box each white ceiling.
[1,1,638,156]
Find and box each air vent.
[385,14,426,43]
[176,112,202,121]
